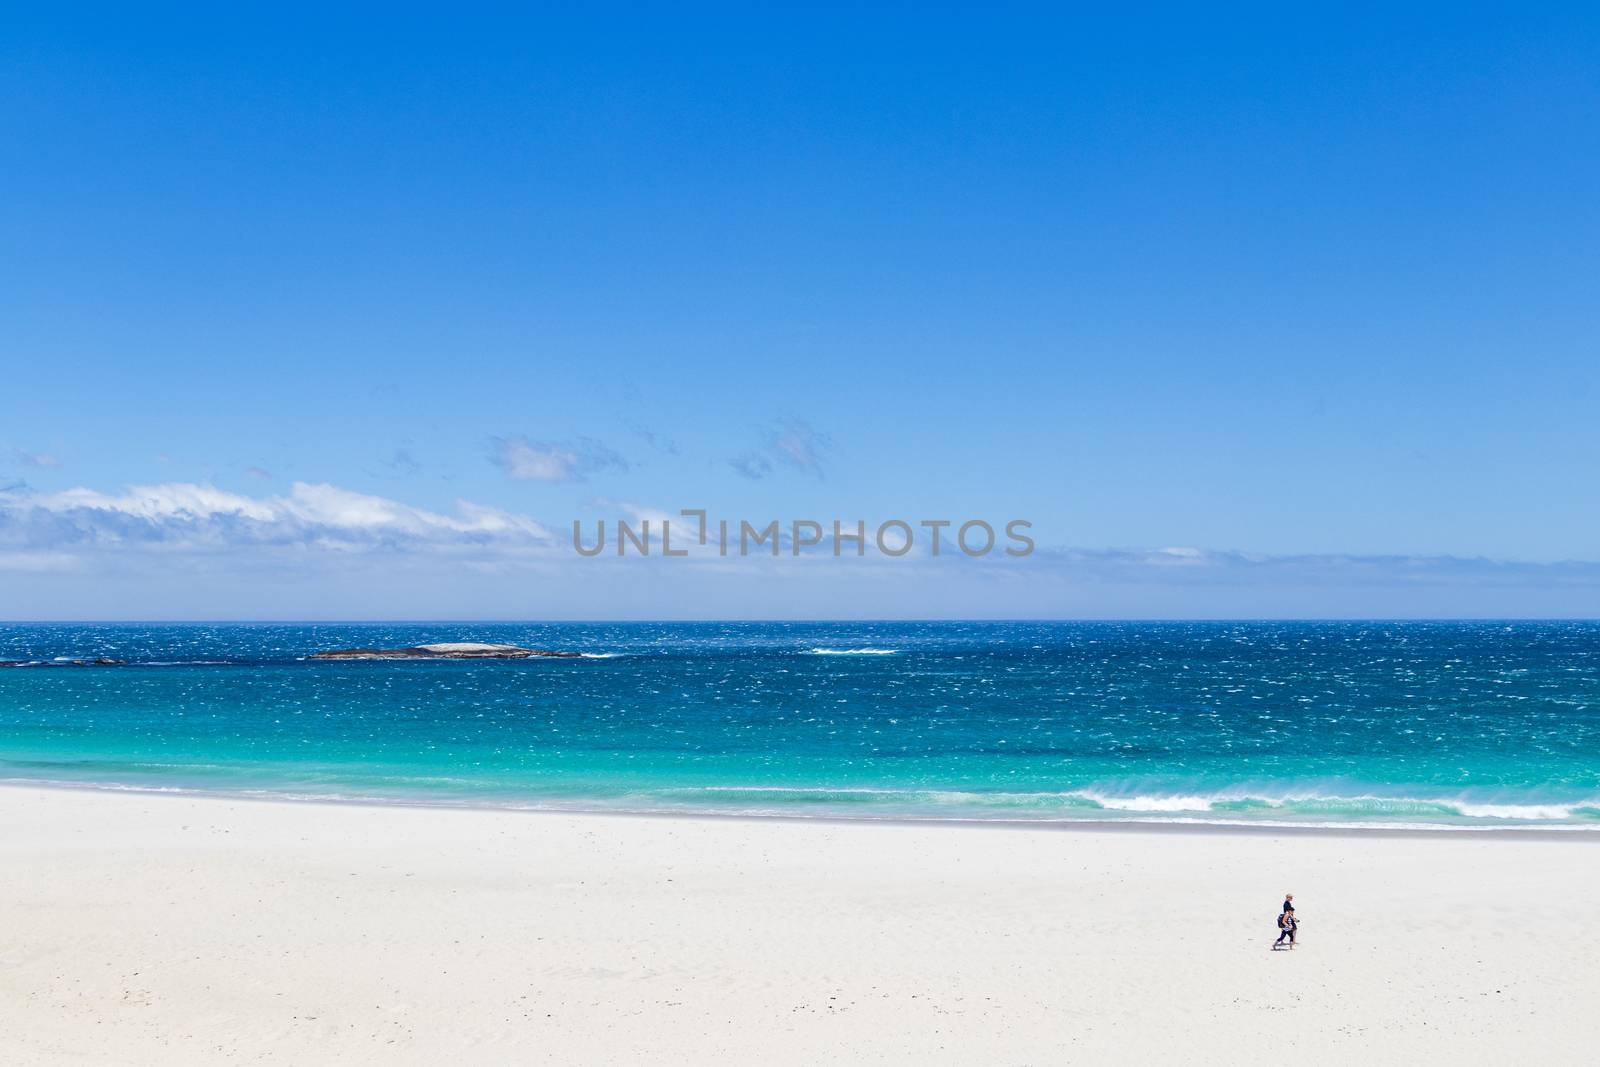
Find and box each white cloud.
[0,482,554,557]
[496,439,580,481]
[492,436,628,482]
[6,482,1600,619]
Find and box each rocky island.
[310,642,581,660]
[0,657,127,668]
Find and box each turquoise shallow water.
[2,622,1598,828]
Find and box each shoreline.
[5,778,1598,840]
[3,783,1598,1064]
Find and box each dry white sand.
[2,785,1597,1065]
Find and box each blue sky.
[3,6,1599,618]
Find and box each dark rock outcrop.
[0,656,126,667]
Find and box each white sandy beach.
[2,785,1597,1065]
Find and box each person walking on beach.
[1274,899,1298,949]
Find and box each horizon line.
[4,617,1599,626]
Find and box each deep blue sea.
[2,622,1598,829]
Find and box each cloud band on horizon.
[3,482,1599,600]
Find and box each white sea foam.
[139,660,233,666]
[805,648,900,656]
[413,642,528,654]
[8,775,1597,830]
[663,785,1600,825]
[1074,792,1221,812]
[1072,791,1600,823]
[1448,801,1585,821]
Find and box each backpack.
[1276,913,1285,929]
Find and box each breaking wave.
[805,648,900,656]
[646,785,1600,828]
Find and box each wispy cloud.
[7,481,1600,622]
[491,436,628,482]
[728,453,773,480]
[630,424,681,457]
[729,419,828,480]
[245,466,273,480]
[771,419,827,476]
[0,482,554,558]
[11,448,61,468]
[1022,545,1600,589]
[383,449,421,475]
[0,550,78,573]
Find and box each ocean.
[2,621,1597,830]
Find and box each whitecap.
[805,648,899,656]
